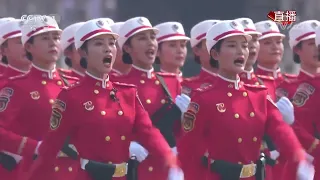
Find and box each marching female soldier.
[154,22,189,81]
[26,18,184,180]
[114,17,190,180]
[181,20,314,180]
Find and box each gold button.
[146,99,151,104]
[121,136,126,140]
[106,83,110,87]
[227,92,232,97]
[108,161,112,164]
[155,80,160,85]
[161,99,166,104]
[148,166,153,172]
[68,167,72,172]
[243,92,248,97]
[234,113,239,118]
[140,80,145,84]
[238,138,242,143]
[238,162,242,164]
[54,166,59,172]
[94,90,99,94]
[57,81,62,86]
[253,137,257,142]
[101,111,106,115]
[118,110,123,116]
[49,99,54,104]
[255,82,260,85]
[105,136,110,141]
[41,80,47,85]
[250,112,255,117]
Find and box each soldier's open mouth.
[103,57,112,64]
[234,58,245,66]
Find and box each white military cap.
[61,22,85,51]
[206,20,252,54]
[0,19,23,46]
[315,26,320,46]
[0,17,15,25]
[110,22,124,34]
[190,20,221,47]
[21,16,61,46]
[289,20,320,49]
[234,18,261,35]
[254,20,285,40]
[95,18,115,26]
[118,17,158,50]
[154,22,189,43]
[75,18,118,50]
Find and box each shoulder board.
[283,73,297,78]
[257,75,274,80]
[113,81,137,88]
[194,83,214,93]
[183,76,200,82]
[57,68,72,73]
[62,81,81,91]
[8,73,28,80]
[244,83,267,89]
[156,72,176,77]
[60,73,79,81]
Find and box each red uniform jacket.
[0,65,79,180]
[291,76,320,180]
[113,65,181,180]
[178,68,216,180]
[25,73,174,180]
[0,63,7,74]
[181,75,304,180]
[0,65,29,88]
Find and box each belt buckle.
[113,163,127,177]
[240,164,256,178]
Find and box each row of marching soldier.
[0,14,317,180]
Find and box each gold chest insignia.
[83,101,94,111]
[30,91,40,100]
[216,103,226,113]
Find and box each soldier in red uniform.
[0,16,79,180]
[115,17,190,180]
[25,18,184,180]
[181,20,314,180]
[288,25,320,180]
[154,22,190,81]
[0,19,31,88]
[254,20,296,101]
[235,18,262,85]
[276,20,320,100]
[110,22,131,77]
[0,17,15,74]
[59,22,86,81]
[180,20,220,96]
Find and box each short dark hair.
[193,42,202,64]
[209,39,224,68]
[122,37,133,64]
[293,41,302,64]
[25,37,34,61]
[80,41,88,69]
[1,40,8,64]
[154,42,163,64]
[64,44,73,68]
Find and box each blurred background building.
[0,0,319,76]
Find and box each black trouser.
[0,152,18,171]
[84,157,139,180]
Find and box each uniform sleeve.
[133,91,176,167]
[292,97,320,157]
[265,94,305,162]
[26,90,76,179]
[0,85,38,157]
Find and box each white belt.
[2,151,22,163]
[80,158,128,177]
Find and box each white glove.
[304,151,314,163]
[129,141,148,162]
[175,94,191,114]
[34,141,42,154]
[270,150,280,160]
[2,151,22,163]
[297,160,314,180]
[171,146,178,155]
[276,97,294,125]
[168,167,184,180]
